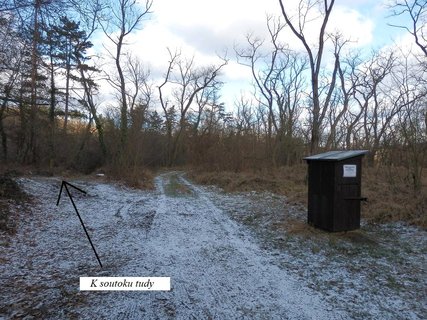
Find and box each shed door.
[336,184,361,231]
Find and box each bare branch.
[388,0,427,57]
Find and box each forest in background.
[0,0,426,226]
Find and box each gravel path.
[0,172,345,319]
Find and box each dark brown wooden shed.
[304,150,368,232]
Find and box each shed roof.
[303,150,368,161]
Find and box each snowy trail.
[1,172,346,319]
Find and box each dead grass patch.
[269,213,378,247]
[0,173,30,233]
[189,165,307,205]
[105,166,155,190]
[190,164,427,229]
[272,218,306,233]
[362,166,427,228]
[164,174,194,197]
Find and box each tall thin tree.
[101,0,152,150]
[278,0,336,153]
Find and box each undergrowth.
[0,172,29,233]
[104,165,155,190]
[189,164,427,229]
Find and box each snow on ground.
[1,172,343,319]
[206,185,427,319]
[0,171,426,319]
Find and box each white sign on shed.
[343,164,357,177]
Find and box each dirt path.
[0,172,346,319]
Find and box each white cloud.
[97,0,389,110]
[131,1,377,65]
[330,6,374,47]
[135,0,280,59]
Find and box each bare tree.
[236,16,307,165]
[125,54,152,162]
[158,49,227,165]
[234,96,256,136]
[125,54,152,114]
[388,0,427,135]
[158,49,180,165]
[392,50,427,190]
[324,34,351,149]
[170,56,227,166]
[236,17,285,152]
[101,0,152,149]
[192,83,221,135]
[341,52,366,149]
[278,0,337,153]
[108,52,152,136]
[389,0,427,57]
[354,50,398,163]
[0,13,26,161]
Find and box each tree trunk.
[63,46,71,133]
[311,89,321,154]
[0,104,7,162]
[116,34,128,151]
[48,43,56,171]
[29,0,41,164]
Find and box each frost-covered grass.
[206,186,427,319]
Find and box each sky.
[99,0,414,110]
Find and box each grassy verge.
[188,165,307,205]
[189,164,427,229]
[362,166,427,227]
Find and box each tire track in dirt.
[132,171,346,319]
[1,174,347,319]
